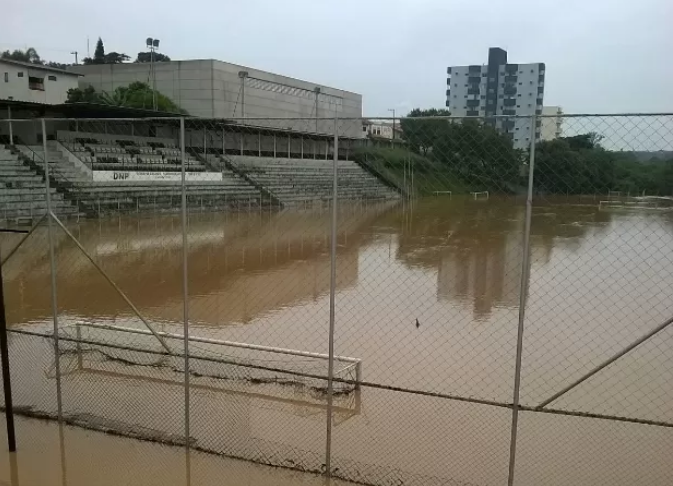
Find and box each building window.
[28,76,45,91]
[454,83,458,87]
[48,75,57,81]
[530,81,534,85]
[480,95,486,99]
[17,72,24,78]
[516,105,520,108]
[518,82,522,85]
[362,126,368,132]
[517,94,521,97]
[515,127,519,131]
[531,69,534,73]
[464,95,468,98]
[528,104,532,108]
[3,72,7,82]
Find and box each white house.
[0,59,80,105]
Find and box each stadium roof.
[0,100,358,140]
[0,99,180,118]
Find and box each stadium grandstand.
[0,58,399,224]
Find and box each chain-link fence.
[1,113,672,486]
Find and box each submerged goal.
[58,322,362,394]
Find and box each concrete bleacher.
[228,155,400,206]
[57,131,204,172]
[6,129,398,218]
[0,147,79,223]
[15,133,268,216]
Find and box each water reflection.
[381,197,614,319]
[1,197,621,326]
[1,203,395,326]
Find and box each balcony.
[467,88,480,95]
[503,99,516,107]
[447,67,452,75]
[503,86,517,96]
[504,75,517,83]
[468,76,481,84]
[468,65,481,73]
[505,64,518,73]
[466,110,479,117]
[466,99,480,108]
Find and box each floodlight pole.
[146,37,160,111]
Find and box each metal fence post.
[42,118,63,421]
[7,107,12,144]
[324,115,338,476]
[180,117,191,451]
[507,114,537,486]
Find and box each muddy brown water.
[1,196,672,486]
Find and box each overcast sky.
[4,0,672,116]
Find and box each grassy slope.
[352,146,470,196]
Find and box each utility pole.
[70,51,78,65]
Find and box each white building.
[69,60,363,138]
[540,106,563,141]
[362,120,403,140]
[446,48,545,149]
[0,59,80,105]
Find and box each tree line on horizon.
[393,108,673,196]
[1,40,171,69]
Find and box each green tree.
[94,37,105,64]
[1,47,42,64]
[399,108,452,155]
[66,82,186,114]
[66,86,100,103]
[400,108,523,190]
[135,52,171,63]
[534,135,617,194]
[104,52,130,64]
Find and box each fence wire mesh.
[0,114,672,486]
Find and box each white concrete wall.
[69,60,363,138]
[0,61,79,105]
